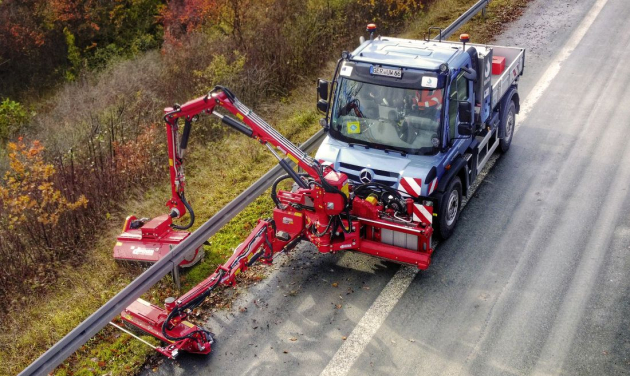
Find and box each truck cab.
[316,28,524,238]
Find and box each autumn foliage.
[0,140,85,299]
[0,0,163,97]
[161,0,221,45]
[1,139,88,229]
[0,126,163,305]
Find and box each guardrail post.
[170,245,181,291]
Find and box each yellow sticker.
[236,113,244,120]
[116,241,123,247]
[341,182,349,197]
[169,159,174,167]
[294,212,302,217]
[182,321,195,328]
[347,121,361,134]
[288,154,298,164]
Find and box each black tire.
[500,100,516,153]
[435,176,462,240]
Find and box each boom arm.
[165,87,321,186]
[163,86,320,229]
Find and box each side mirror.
[317,99,329,114]
[458,101,472,123]
[317,79,329,101]
[457,101,473,136]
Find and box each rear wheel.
[435,176,462,240]
[500,100,516,152]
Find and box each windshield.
[330,78,443,155]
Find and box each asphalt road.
[147,0,630,374]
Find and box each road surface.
[147,0,630,374]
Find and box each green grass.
[55,326,160,376]
[0,0,532,374]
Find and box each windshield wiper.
[348,142,370,150]
[382,148,407,157]
[348,141,408,157]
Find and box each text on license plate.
[371,66,402,78]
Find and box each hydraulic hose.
[271,174,292,209]
[271,173,314,209]
[161,225,268,343]
[172,193,195,230]
[161,268,226,343]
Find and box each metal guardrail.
[435,0,490,40]
[20,1,491,374]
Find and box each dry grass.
[0,0,532,374]
[402,0,531,43]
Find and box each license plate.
[371,66,402,78]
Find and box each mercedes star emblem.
[359,168,374,184]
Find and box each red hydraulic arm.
[121,86,435,359]
[121,218,290,358]
[163,86,321,180]
[113,86,315,265]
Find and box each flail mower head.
[113,101,203,268]
[113,214,203,268]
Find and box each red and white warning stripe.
[399,177,422,198]
[427,178,438,195]
[412,203,433,225]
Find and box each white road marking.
[320,266,417,376]
[320,0,609,374]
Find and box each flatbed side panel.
[490,47,525,109]
[431,40,524,110]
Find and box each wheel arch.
[434,156,470,208]
[498,86,519,138]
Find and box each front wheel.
[500,100,516,153]
[434,176,462,240]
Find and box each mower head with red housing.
[113,214,203,268]
[114,102,204,268]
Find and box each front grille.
[337,162,399,187]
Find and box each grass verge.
[0,0,532,374]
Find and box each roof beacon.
[460,33,470,50]
[367,23,377,40]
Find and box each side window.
[457,73,469,101]
[448,72,469,139]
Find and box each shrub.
[0,139,88,302]
[0,98,31,144]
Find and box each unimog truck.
[316,27,525,238]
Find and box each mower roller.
[119,86,435,358]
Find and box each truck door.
[445,69,473,157]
